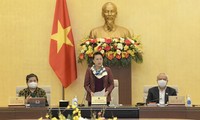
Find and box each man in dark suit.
[146,73,177,104]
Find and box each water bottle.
[187,95,192,107]
[72,96,78,107]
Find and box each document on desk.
[92,89,106,105]
[94,89,105,96]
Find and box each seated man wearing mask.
[146,73,177,104]
[18,73,48,106]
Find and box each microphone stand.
[62,86,65,100]
[78,91,86,107]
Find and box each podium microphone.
[78,91,86,107]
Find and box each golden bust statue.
[90,2,131,38]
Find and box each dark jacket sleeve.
[105,67,114,93]
[171,87,177,96]
[166,87,177,96]
[146,87,159,104]
[146,89,152,104]
[165,87,177,104]
[84,68,92,93]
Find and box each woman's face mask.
[28,82,38,89]
[158,80,167,88]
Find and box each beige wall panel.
[0,0,200,106]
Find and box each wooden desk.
[0,106,138,119]
[0,107,48,119]
[139,106,200,119]
[1,106,199,119]
[51,106,139,118]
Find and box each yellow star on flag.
[51,20,73,53]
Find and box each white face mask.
[158,80,167,88]
[28,82,38,89]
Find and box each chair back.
[110,79,119,105]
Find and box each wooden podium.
[110,65,132,105]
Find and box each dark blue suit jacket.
[146,86,177,104]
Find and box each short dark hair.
[26,73,38,83]
[93,52,103,59]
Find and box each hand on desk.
[91,92,94,96]
[104,91,109,97]
[25,96,32,103]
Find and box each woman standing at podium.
[84,52,114,106]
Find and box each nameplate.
[168,96,185,105]
[8,97,25,106]
[28,97,46,107]
[92,96,106,105]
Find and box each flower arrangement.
[39,105,81,120]
[38,105,117,120]
[90,107,117,120]
[78,35,143,67]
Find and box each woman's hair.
[26,73,38,83]
[93,52,103,59]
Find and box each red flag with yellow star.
[49,0,77,88]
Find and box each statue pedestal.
[110,65,132,105]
